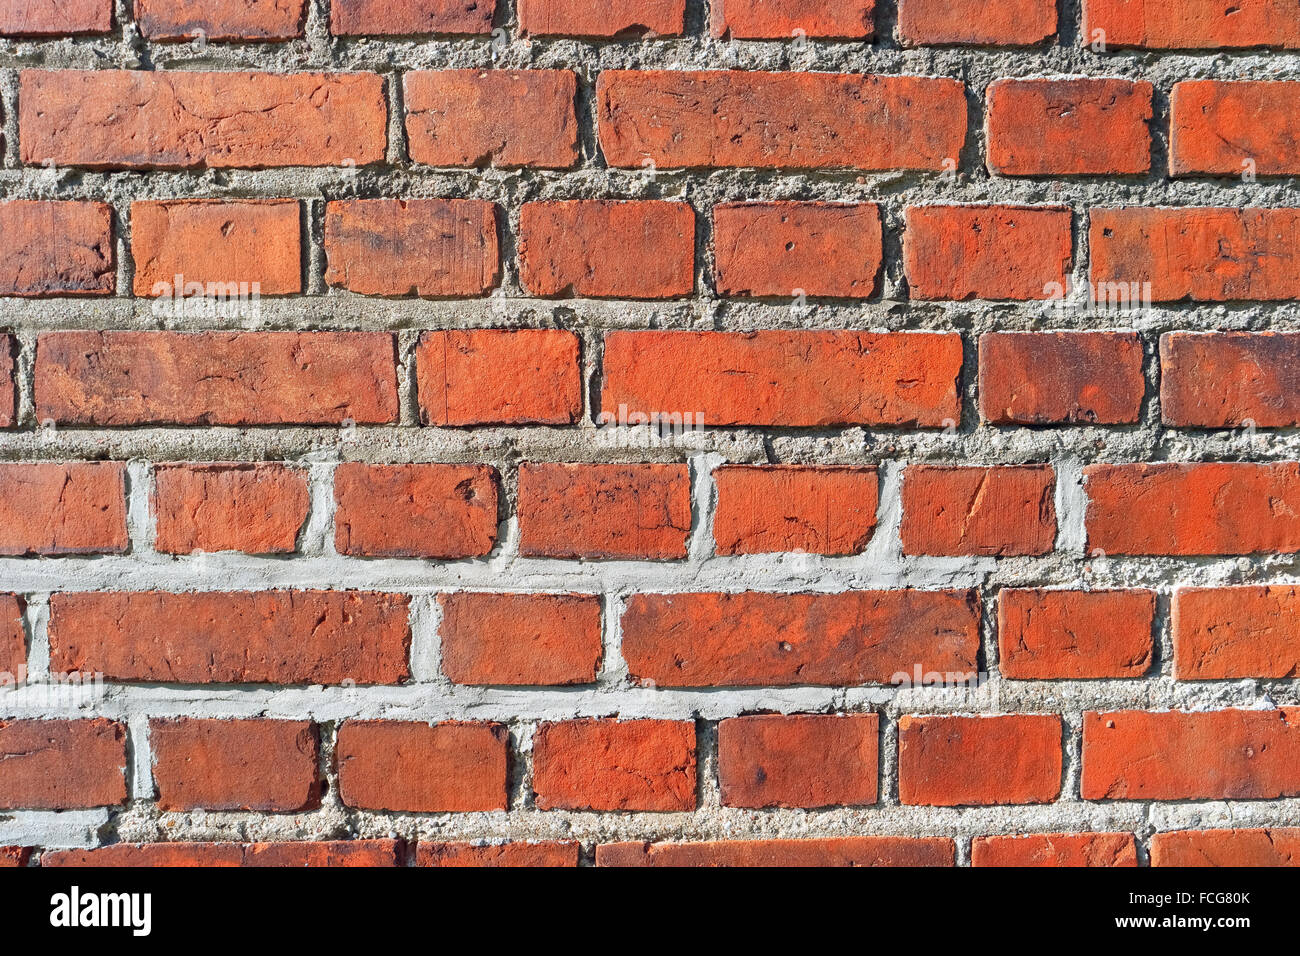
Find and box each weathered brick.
[597,837,956,867]
[710,0,873,39]
[0,719,126,810]
[42,841,400,867]
[0,847,30,867]
[333,463,498,559]
[904,205,1072,301]
[0,462,127,556]
[598,71,966,171]
[135,0,306,40]
[337,721,508,812]
[621,590,980,687]
[405,70,579,169]
[149,719,320,812]
[48,591,411,685]
[20,70,386,169]
[153,463,309,555]
[330,0,495,35]
[712,465,879,556]
[439,592,602,685]
[519,0,685,37]
[998,589,1155,680]
[0,595,23,684]
[415,329,581,426]
[1082,0,1300,49]
[0,0,110,35]
[517,463,691,560]
[417,842,580,867]
[1083,709,1300,801]
[719,714,879,809]
[532,719,696,812]
[901,465,1057,557]
[0,201,114,297]
[899,714,1063,806]
[1173,587,1300,680]
[898,0,1056,45]
[601,330,963,428]
[971,833,1137,867]
[1151,829,1300,867]
[35,331,399,426]
[979,332,1145,425]
[712,202,882,299]
[1171,81,1300,177]
[1160,331,1300,428]
[0,335,13,427]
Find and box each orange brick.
[532,719,696,811]
[1082,0,1300,49]
[710,0,873,39]
[998,589,1155,679]
[901,465,1057,557]
[417,842,579,867]
[719,714,879,808]
[439,592,602,686]
[712,465,879,556]
[519,0,685,37]
[1152,829,1300,867]
[899,714,1063,806]
[0,463,127,556]
[153,463,309,555]
[597,837,956,866]
[1160,331,1300,428]
[330,0,494,35]
[899,0,1055,45]
[0,719,127,810]
[135,0,306,40]
[0,0,110,35]
[971,833,1137,867]
[979,332,1145,425]
[1173,587,1300,680]
[0,201,114,296]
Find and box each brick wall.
[0,0,1298,868]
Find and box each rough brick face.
[331,0,495,35]
[1082,0,1300,49]
[337,721,508,813]
[998,589,1155,679]
[986,79,1152,176]
[718,714,879,809]
[48,591,411,685]
[712,202,882,299]
[333,463,498,559]
[136,0,306,41]
[405,70,579,170]
[519,0,685,37]
[1084,463,1300,556]
[20,70,387,169]
[971,833,1137,867]
[131,199,301,297]
[1083,709,1300,801]
[0,719,127,809]
[898,0,1056,46]
[36,331,399,426]
[979,332,1145,425]
[710,0,874,39]
[1171,81,1300,177]
[1173,587,1300,680]
[898,714,1063,806]
[439,592,602,685]
[0,595,24,683]
[712,465,879,555]
[901,465,1057,557]
[0,0,110,35]
[417,842,580,867]
[597,837,956,867]
[602,330,962,428]
[598,71,966,171]
[0,462,127,556]
[149,719,320,812]
[517,463,691,560]
[0,201,114,297]
[532,719,696,812]
[1160,331,1300,428]
[415,329,582,426]
[44,841,401,867]
[153,463,309,555]
[0,335,13,427]
[1151,829,1300,867]
[621,590,980,687]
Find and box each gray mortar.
[1,0,1300,862]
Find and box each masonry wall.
[1,0,1299,868]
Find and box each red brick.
[532,719,696,812]
[901,465,1057,557]
[0,719,126,810]
[519,201,694,299]
[405,70,578,169]
[439,592,602,686]
[331,0,495,35]
[713,465,879,556]
[998,589,1155,680]
[0,847,30,867]
[904,205,1072,301]
[899,714,1063,806]
[1083,709,1300,800]
[136,0,306,40]
[987,79,1152,175]
[601,330,963,428]
[898,0,1055,45]
[979,332,1145,425]
[710,0,873,39]
[131,200,301,297]
[0,0,109,35]
[712,202,881,299]
[43,840,400,867]
[153,463,309,555]
[1171,81,1300,176]
[417,842,579,867]
[48,591,411,685]
[20,70,386,169]
[1173,587,1300,680]
[149,719,319,812]
[0,595,23,684]
[0,335,13,427]
[597,836,956,867]
[0,462,127,556]
[1152,829,1300,867]
[1084,462,1300,556]
[971,833,1137,867]
[598,71,966,171]
[35,331,399,426]
[337,720,508,812]
[719,714,878,809]
[0,201,114,297]
[1160,331,1300,428]
[1091,208,1300,302]
[621,590,980,687]
[1082,0,1300,49]
[519,0,685,37]
[517,463,690,560]
[333,463,498,559]
[415,329,581,426]
[323,199,498,297]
